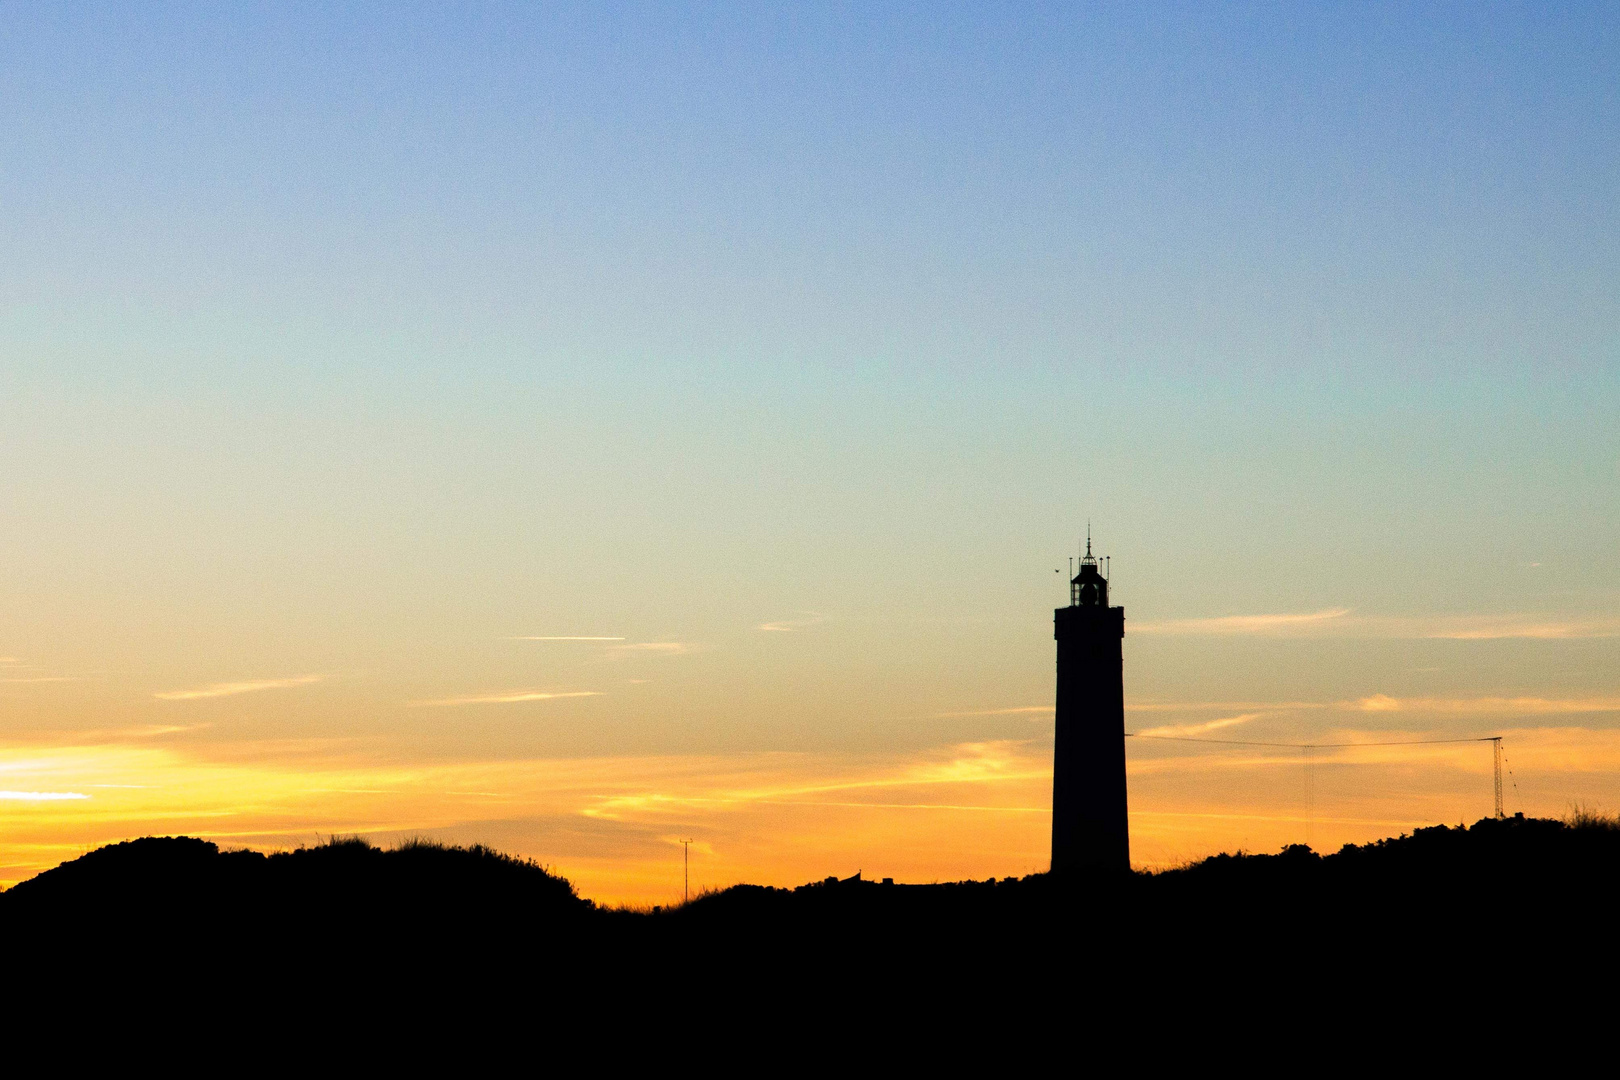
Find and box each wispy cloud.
[1130,609,1619,640]
[1126,701,1330,712]
[0,676,81,684]
[757,613,828,633]
[26,723,211,745]
[1136,713,1266,739]
[1122,695,1620,717]
[15,726,1620,902]
[0,737,1058,899]
[1352,694,1620,714]
[1131,608,1352,635]
[934,706,1052,718]
[410,690,602,707]
[584,741,1047,821]
[0,791,89,801]
[155,675,323,701]
[1403,616,1620,640]
[608,642,691,656]
[513,639,694,657]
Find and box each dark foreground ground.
[5,815,1618,1046]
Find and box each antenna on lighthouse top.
[1080,525,1097,568]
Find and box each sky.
[0,2,1616,903]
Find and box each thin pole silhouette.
[679,839,694,904]
[1303,744,1314,849]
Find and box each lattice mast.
[1490,737,1504,819]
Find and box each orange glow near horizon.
[4,726,1619,905]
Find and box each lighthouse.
[1050,535,1130,874]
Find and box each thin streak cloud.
[0,791,89,801]
[1130,609,1352,635]
[410,690,602,707]
[934,706,1053,718]
[511,636,626,641]
[1121,695,1620,717]
[154,675,323,701]
[1136,713,1266,738]
[1352,694,1620,714]
[583,741,1043,820]
[1409,617,1620,640]
[41,724,211,743]
[608,642,691,655]
[1126,701,1331,712]
[757,613,828,633]
[1129,610,1619,639]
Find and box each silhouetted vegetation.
[5,834,585,927]
[8,816,1619,1025]
[1564,802,1620,830]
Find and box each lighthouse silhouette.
[1051,533,1130,874]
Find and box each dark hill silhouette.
[7,816,1620,1041]
[668,811,1620,930]
[11,815,1620,943]
[5,834,587,929]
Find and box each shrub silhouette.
[1565,802,1620,830]
[7,815,1620,1019]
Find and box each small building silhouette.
[1051,536,1130,874]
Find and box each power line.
[1127,732,1508,835]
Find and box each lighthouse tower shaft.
[1051,550,1129,874]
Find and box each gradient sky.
[1,3,1616,902]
